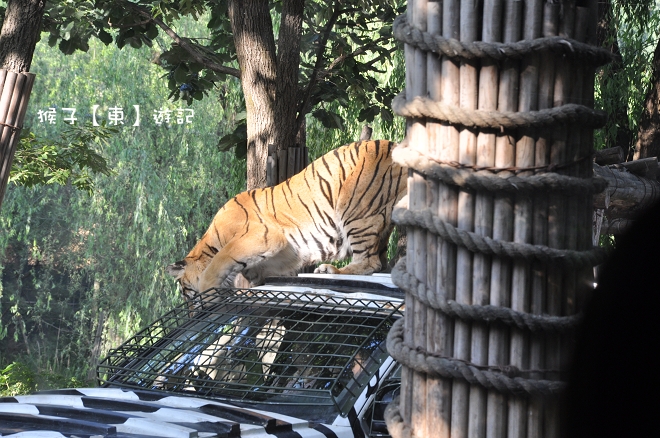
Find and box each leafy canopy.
[30,0,405,155]
[11,125,116,193]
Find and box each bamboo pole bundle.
[509,2,542,437]
[468,2,501,436]
[529,2,558,436]
[402,0,429,435]
[386,1,610,437]
[0,70,36,211]
[446,1,477,438]
[426,2,452,437]
[451,0,477,436]
[438,0,461,435]
[277,149,288,183]
[266,145,308,186]
[487,3,522,437]
[287,147,297,178]
[266,144,278,186]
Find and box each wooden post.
[0,70,36,211]
[425,4,450,438]
[359,125,373,141]
[509,2,542,437]
[407,0,428,435]
[386,1,610,437]
[266,144,277,187]
[287,147,296,179]
[267,144,308,187]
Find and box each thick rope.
[392,91,607,130]
[393,207,609,269]
[384,398,412,438]
[393,14,615,67]
[392,259,581,333]
[393,144,607,195]
[387,319,566,396]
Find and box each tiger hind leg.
[315,225,392,275]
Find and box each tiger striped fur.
[166,139,406,302]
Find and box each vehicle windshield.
[98,288,403,417]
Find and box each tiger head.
[166,259,205,309]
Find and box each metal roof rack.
[97,287,404,416]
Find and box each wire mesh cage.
[97,287,404,416]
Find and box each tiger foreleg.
[198,234,288,291]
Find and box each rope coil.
[384,399,412,438]
[387,319,566,396]
[393,143,608,194]
[392,259,582,332]
[393,207,609,269]
[392,91,608,130]
[393,14,615,66]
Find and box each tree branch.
[118,1,240,78]
[108,18,152,29]
[295,4,359,131]
[317,35,393,82]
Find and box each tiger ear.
[166,260,187,280]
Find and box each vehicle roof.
[0,387,347,437]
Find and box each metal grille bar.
[98,288,404,415]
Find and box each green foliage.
[594,1,660,151]
[305,48,406,158]
[11,124,116,193]
[0,19,246,378]
[33,0,406,159]
[0,362,34,396]
[0,361,85,396]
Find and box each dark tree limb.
[593,162,660,217]
[295,3,354,133]
[273,0,305,158]
[119,0,240,78]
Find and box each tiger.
[166,139,407,304]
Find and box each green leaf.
[174,64,188,83]
[145,23,159,40]
[312,108,345,130]
[235,141,247,159]
[217,122,247,152]
[97,29,112,46]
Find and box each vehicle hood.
[0,387,353,437]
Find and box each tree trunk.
[273,0,304,158]
[635,37,660,160]
[228,0,278,190]
[0,0,45,72]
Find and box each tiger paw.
[314,264,341,274]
